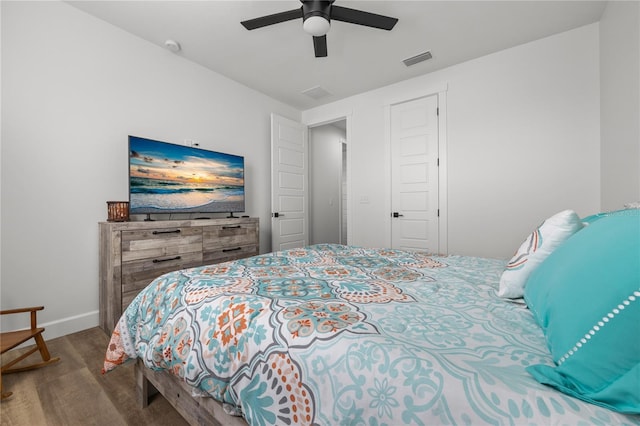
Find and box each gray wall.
[304,24,602,258]
[0,1,300,336]
[600,1,640,210]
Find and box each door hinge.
[436,107,439,116]
[437,209,440,217]
[437,158,440,167]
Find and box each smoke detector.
[164,40,181,53]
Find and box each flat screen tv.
[128,136,245,216]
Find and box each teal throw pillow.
[524,209,640,413]
[581,208,639,226]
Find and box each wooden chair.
[1,306,60,400]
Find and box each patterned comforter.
[103,244,639,425]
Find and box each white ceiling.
[67,1,607,110]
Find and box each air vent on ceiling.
[301,86,332,100]
[403,50,432,67]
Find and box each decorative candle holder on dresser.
[98,217,259,334]
[106,201,129,222]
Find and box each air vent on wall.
[301,86,332,100]
[403,50,432,67]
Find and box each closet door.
[390,95,439,252]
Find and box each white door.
[271,114,309,251]
[390,95,439,252]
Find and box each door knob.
[392,212,404,218]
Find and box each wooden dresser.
[99,217,259,334]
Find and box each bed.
[103,210,640,425]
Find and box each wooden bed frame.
[135,359,247,426]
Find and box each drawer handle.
[153,256,182,263]
[222,247,242,253]
[152,229,181,235]
[222,225,241,229]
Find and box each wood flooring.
[0,327,189,426]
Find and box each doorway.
[309,120,347,245]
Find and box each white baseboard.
[41,310,100,341]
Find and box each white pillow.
[498,210,583,299]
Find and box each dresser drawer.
[122,227,202,262]
[203,244,258,265]
[202,223,258,265]
[121,251,203,296]
[202,223,258,251]
[121,252,203,312]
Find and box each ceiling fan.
[241,0,398,58]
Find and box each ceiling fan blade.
[330,5,398,30]
[241,8,303,30]
[313,35,327,57]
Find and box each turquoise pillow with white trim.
[581,207,640,226]
[524,209,640,413]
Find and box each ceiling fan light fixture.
[303,15,331,36]
[241,1,398,57]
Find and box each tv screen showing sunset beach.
[128,136,245,214]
